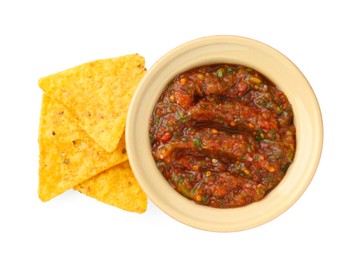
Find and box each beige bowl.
[126,35,323,232]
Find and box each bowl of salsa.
[126,35,323,232]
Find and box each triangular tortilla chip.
[75,161,147,214]
[38,94,128,201]
[38,54,146,152]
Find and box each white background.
[1,0,359,259]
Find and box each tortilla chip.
[38,54,146,152]
[75,161,147,214]
[38,94,128,202]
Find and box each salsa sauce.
[149,64,296,208]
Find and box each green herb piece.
[274,152,282,159]
[256,189,264,195]
[201,195,208,203]
[255,131,265,141]
[189,174,195,181]
[193,138,202,148]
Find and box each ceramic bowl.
[126,35,323,232]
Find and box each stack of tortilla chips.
[38,54,147,213]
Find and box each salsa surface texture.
[149,64,296,208]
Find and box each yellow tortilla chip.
[75,161,147,214]
[38,94,128,202]
[38,54,146,152]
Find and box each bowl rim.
[126,35,323,232]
